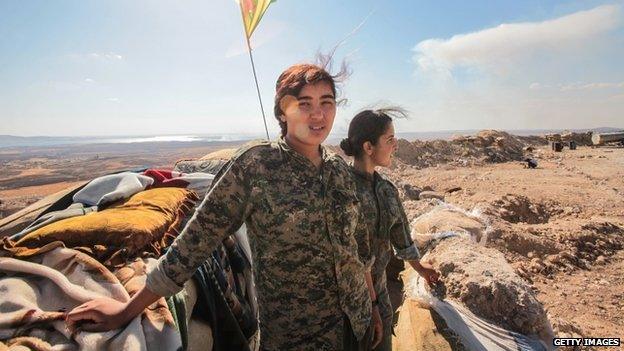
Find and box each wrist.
[413,263,424,273]
[122,300,143,323]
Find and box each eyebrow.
[297,94,335,100]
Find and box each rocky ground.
[382,132,624,343]
[1,130,622,347]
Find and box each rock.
[418,191,445,201]
[400,183,421,201]
[596,255,607,265]
[445,187,462,194]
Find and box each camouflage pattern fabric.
[146,138,371,350]
[350,169,420,334]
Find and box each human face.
[370,122,397,168]
[279,81,336,148]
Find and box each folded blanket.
[0,181,88,239]
[9,203,97,242]
[11,188,197,266]
[0,244,181,351]
[73,172,154,207]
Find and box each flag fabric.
[239,0,275,38]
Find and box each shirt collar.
[277,137,329,169]
[350,166,379,184]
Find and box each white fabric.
[72,172,154,206]
[406,273,552,351]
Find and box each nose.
[309,105,324,120]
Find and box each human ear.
[363,141,374,156]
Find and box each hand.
[66,297,132,332]
[371,305,383,349]
[415,261,440,287]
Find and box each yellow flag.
[239,0,275,39]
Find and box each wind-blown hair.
[273,55,349,137]
[340,107,407,158]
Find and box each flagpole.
[245,35,271,141]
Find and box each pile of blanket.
[0,243,180,350]
[0,167,257,351]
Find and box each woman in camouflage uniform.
[66,64,382,350]
[340,108,440,351]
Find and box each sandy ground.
[1,137,623,346]
[384,144,624,342]
[0,141,244,217]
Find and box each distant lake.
[0,134,257,148]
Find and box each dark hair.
[340,107,407,158]
[274,60,348,137]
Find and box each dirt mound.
[394,130,547,169]
[424,236,552,338]
[486,219,624,279]
[545,131,593,146]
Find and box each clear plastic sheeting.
[405,275,551,351]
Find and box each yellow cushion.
[16,188,197,260]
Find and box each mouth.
[309,126,325,132]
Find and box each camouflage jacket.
[147,139,371,350]
[350,168,420,321]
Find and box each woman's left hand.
[413,261,440,287]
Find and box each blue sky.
[1,0,623,137]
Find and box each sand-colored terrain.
[1,131,622,346]
[0,141,243,217]
[383,137,623,342]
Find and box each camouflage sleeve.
[146,156,252,297]
[355,222,375,271]
[388,188,421,261]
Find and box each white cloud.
[107,97,120,102]
[84,78,95,83]
[68,52,124,62]
[560,81,624,91]
[413,4,622,76]
[529,81,624,91]
[529,82,543,90]
[89,52,123,60]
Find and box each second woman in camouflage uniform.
[66,64,382,350]
[340,108,440,351]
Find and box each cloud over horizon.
[402,3,624,131]
[413,4,622,77]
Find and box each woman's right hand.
[371,305,383,349]
[66,297,132,332]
